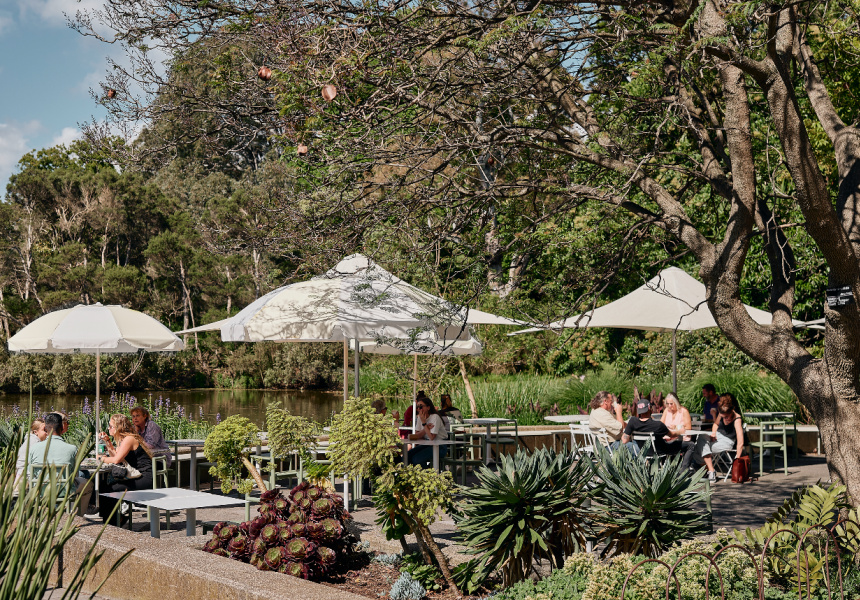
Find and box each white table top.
[403,438,464,446]
[166,439,206,446]
[463,418,515,425]
[685,430,713,436]
[744,412,794,419]
[544,415,590,423]
[100,488,246,511]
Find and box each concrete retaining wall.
[55,519,365,600]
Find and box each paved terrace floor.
[97,454,831,558]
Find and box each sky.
[0,0,119,193]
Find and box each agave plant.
[590,444,710,558]
[455,446,595,588]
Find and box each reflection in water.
[0,389,343,427]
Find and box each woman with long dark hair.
[406,396,448,467]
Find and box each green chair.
[251,451,303,491]
[749,421,788,476]
[151,454,172,528]
[441,424,484,485]
[27,464,75,514]
[487,419,519,462]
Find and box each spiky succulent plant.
[317,546,336,568]
[312,497,333,517]
[285,537,315,561]
[249,516,269,538]
[260,523,280,547]
[227,534,249,556]
[218,523,238,542]
[320,518,343,539]
[306,486,322,501]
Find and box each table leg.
[484,425,492,465]
[150,507,160,538]
[402,442,408,465]
[432,446,439,471]
[190,447,197,491]
[174,443,181,488]
[186,508,197,536]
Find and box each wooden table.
[101,488,245,538]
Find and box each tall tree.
[75,0,860,500]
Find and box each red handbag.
[731,455,751,483]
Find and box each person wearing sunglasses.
[406,396,448,467]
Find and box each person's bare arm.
[734,418,744,458]
[682,409,692,432]
[100,437,134,464]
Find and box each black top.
[717,415,739,441]
[125,443,152,477]
[624,417,681,455]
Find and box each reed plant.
[0,431,131,600]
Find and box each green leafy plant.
[734,483,854,594]
[399,552,442,592]
[203,415,266,494]
[590,444,710,558]
[328,397,400,480]
[0,432,132,599]
[374,464,457,590]
[454,446,595,588]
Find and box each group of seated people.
[588,383,744,482]
[14,405,173,523]
[371,391,462,468]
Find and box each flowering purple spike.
[216,413,221,424]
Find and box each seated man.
[622,400,683,456]
[588,391,638,454]
[28,412,94,516]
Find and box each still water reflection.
[0,389,344,427]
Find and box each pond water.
[0,389,345,427]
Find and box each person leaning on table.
[98,413,154,526]
[406,396,448,467]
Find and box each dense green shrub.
[590,445,710,558]
[328,397,400,480]
[203,415,266,494]
[454,447,595,588]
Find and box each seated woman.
[131,405,172,467]
[437,393,462,428]
[98,414,154,525]
[661,393,693,454]
[688,395,744,482]
[15,418,46,483]
[406,397,448,467]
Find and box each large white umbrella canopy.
[177,254,527,399]
[510,267,794,391]
[8,303,184,456]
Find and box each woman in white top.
[407,397,448,467]
[16,418,47,482]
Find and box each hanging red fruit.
[258,66,272,81]
[321,84,337,102]
[107,89,117,99]
[297,144,308,155]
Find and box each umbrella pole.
[412,355,418,433]
[95,349,101,507]
[354,342,360,398]
[343,340,348,402]
[672,330,677,395]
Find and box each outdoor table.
[543,415,590,423]
[684,430,713,436]
[401,439,463,470]
[101,487,246,538]
[463,418,517,464]
[167,439,206,490]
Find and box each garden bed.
[319,560,483,600]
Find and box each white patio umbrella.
[178,254,528,400]
[351,332,483,431]
[510,267,796,393]
[8,303,185,456]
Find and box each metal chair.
[27,463,75,514]
[486,419,519,462]
[568,424,595,457]
[251,451,303,491]
[750,421,788,475]
[442,424,484,485]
